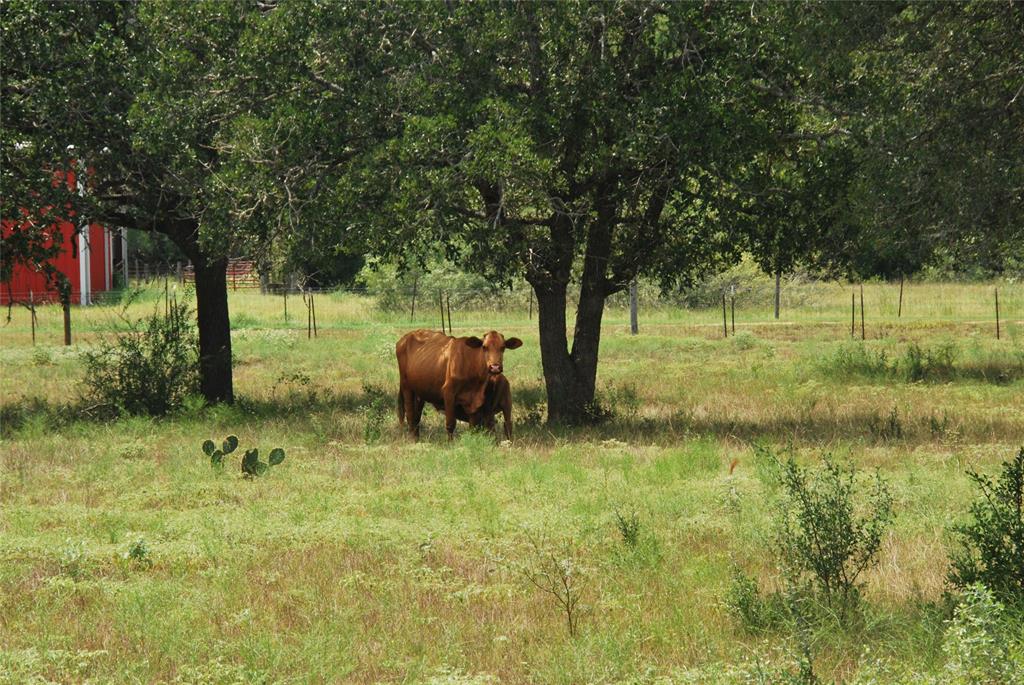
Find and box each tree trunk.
[531,202,614,425]
[159,218,234,405]
[535,283,590,424]
[192,255,234,403]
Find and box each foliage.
[360,383,391,444]
[948,448,1024,602]
[82,300,199,416]
[772,450,894,617]
[122,537,152,568]
[942,584,1024,685]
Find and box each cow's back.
[396,329,451,404]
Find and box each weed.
[901,341,958,382]
[613,508,641,549]
[868,405,904,441]
[123,537,153,568]
[58,540,86,581]
[819,342,890,380]
[31,347,54,366]
[732,330,760,350]
[519,532,588,638]
[726,568,776,634]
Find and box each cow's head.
[465,330,522,375]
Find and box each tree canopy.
[4,0,1020,421]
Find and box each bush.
[772,451,894,617]
[361,382,392,443]
[83,301,199,416]
[942,583,1023,685]
[948,447,1024,602]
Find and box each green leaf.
[254,461,268,476]
[202,439,216,457]
[211,450,224,467]
[242,448,259,475]
[223,435,239,454]
[268,448,285,466]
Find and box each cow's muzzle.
[488,364,503,374]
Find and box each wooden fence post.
[731,295,736,335]
[446,292,453,334]
[29,290,36,345]
[439,291,446,335]
[312,291,317,338]
[63,299,71,346]
[774,271,781,320]
[898,275,904,318]
[860,284,866,340]
[410,276,418,322]
[629,279,638,335]
[722,293,728,338]
[995,287,1001,340]
[306,289,312,339]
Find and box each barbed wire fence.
[2,259,1021,346]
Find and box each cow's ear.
[504,337,523,350]
[465,336,483,348]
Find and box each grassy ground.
[1,281,1022,684]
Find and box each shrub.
[948,447,1024,602]
[772,451,894,617]
[942,584,1023,685]
[83,301,199,416]
[361,383,392,444]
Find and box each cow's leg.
[502,402,513,442]
[443,391,457,441]
[410,396,425,440]
[401,385,419,440]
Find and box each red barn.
[1,166,121,306]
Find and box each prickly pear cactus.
[202,437,285,476]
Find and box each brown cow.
[396,329,521,440]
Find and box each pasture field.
[1,280,1023,684]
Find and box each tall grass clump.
[948,447,1024,602]
[817,342,890,380]
[900,341,958,382]
[82,301,198,416]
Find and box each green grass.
[1,281,1023,683]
